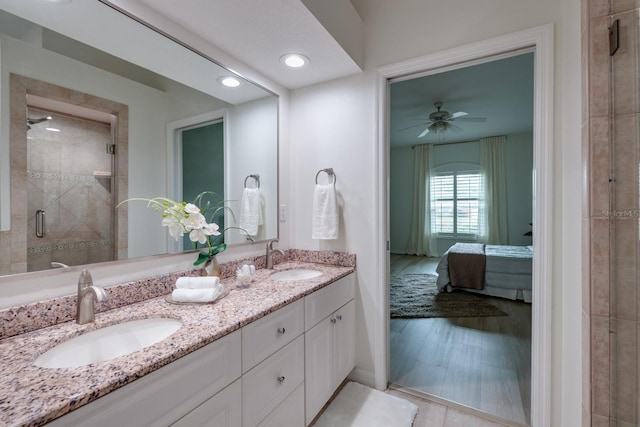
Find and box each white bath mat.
[314,382,418,427]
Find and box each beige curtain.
[479,136,508,244]
[406,144,438,257]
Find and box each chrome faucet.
[76,269,107,324]
[266,239,285,269]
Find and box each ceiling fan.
[415,101,486,138]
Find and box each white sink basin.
[34,318,182,369]
[270,269,323,281]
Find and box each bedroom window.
[431,172,482,235]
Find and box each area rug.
[313,381,418,427]
[390,273,507,318]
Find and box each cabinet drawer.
[171,379,241,427]
[242,335,305,427]
[305,274,355,330]
[257,383,304,427]
[242,299,304,372]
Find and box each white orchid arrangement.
[118,191,243,266]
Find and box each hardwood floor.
[389,254,532,426]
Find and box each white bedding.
[436,244,533,302]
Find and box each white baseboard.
[347,367,377,389]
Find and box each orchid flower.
[116,192,248,267]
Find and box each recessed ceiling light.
[218,76,240,87]
[280,53,309,68]
[46,127,60,132]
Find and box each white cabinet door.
[305,298,356,426]
[333,299,355,384]
[172,379,241,427]
[305,275,355,330]
[304,315,334,425]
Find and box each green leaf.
[210,243,227,256]
[193,251,211,266]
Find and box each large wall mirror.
[0,1,278,278]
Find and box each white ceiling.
[134,0,364,89]
[390,52,534,147]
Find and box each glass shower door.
[26,107,115,271]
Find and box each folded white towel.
[239,187,264,237]
[175,276,220,289]
[312,184,339,240]
[171,286,222,303]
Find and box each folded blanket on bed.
[448,243,486,290]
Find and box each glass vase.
[201,255,221,277]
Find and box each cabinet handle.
[277,376,286,384]
[336,314,343,321]
[330,318,337,324]
[277,327,286,335]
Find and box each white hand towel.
[171,286,221,303]
[312,184,339,239]
[175,276,220,289]
[239,187,263,236]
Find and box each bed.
[436,243,533,303]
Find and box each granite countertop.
[0,260,354,427]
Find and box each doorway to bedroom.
[388,52,534,425]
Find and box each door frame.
[166,108,228,253]
[375,24,554,426]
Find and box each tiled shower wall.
[26,108,114,271]
[584,1,640,425]
[0,74,129,275]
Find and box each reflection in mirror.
[26,103,118,272]
[0,3,278,278]
[10,73,130,274]
[177,117,225,252]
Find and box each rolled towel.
[171,286,222,303]
[175,276,220,289]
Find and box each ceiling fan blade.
[456,117,487,122]
[418,127,430,137]
[449,111,468,119]
[396,122,430,132]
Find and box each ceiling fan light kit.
[416,101,487,138]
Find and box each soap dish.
[165,286,230,305]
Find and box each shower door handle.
[36,210,45,238]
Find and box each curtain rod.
[411,139,479,148]
[411,135,507,148]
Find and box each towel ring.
[315,168,336,186]
[244,174,260,188]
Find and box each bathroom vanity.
[0,255,355,427]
